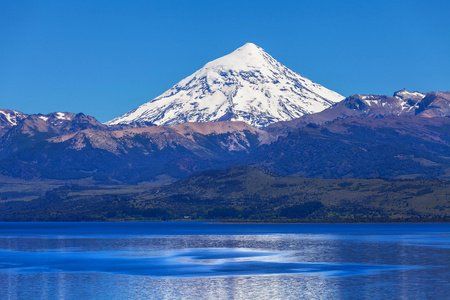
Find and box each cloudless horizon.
[1,0,449,122]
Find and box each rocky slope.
[0,121,274,182]
[251,116,450,179]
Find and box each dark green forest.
[2,166,449,222]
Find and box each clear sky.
[1,0,449,122]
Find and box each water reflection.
[0,223,449,299]
[0,247,411,279]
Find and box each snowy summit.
[107,43,344,128]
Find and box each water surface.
[0,222,449,299]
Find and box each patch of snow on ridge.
[0,110,22,126]
[0,111,15,125]
[55,112,71,120]
[106,43,345,128]
[394,90,426,100]
[56,112,65,120]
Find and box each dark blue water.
[0,222,449,299]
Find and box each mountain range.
[1,89,449,183]
[1,43,449,221]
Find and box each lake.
[0,222,449,299]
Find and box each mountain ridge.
[267,90,450,134]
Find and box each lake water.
[0,222,449,299]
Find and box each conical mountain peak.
[107,44,344,128]
[239,42,260,50]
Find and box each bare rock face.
[416,92,450,117]
[106,43,344,128]
[49,121,274,156]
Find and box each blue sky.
[1,0,449,122]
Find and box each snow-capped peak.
[106,43,345,128]
[204,43,272,71]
